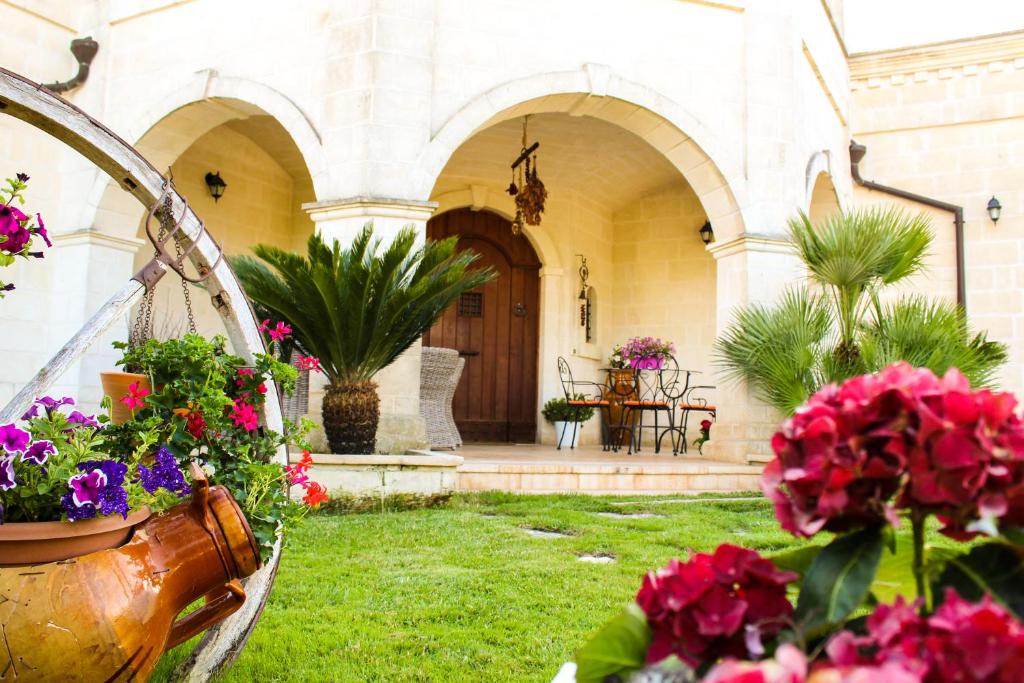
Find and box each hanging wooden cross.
[506,115,547,235]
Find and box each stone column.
[537,266,565,445]
[47,230,146,411]
[304,197,438,453]
[707,233,803,464]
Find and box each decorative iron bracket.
[132,180,224,291]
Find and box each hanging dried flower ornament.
[506,116,546,235]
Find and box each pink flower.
[269,321,292,342]
[704,644,808,683]
[0,205,30,254]
[825,589,1024,683]
[296,355,321,373]
[285,463,309,486]
[230,399,259,432]
[636,544,797,668]
[120,382,149,411]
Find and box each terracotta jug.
[0,466,260,681]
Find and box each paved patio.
[452,444,763,495]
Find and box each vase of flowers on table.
[621,336,675,370]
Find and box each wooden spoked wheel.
[0,67,284,682]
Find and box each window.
[458,292,483,317]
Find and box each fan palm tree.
[716,207,1006,415]
[230,224,495,453]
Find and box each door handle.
[458,350,480,357]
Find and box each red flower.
[229,399,259,432]
[268,321,292,342]
[257,383,267,395]
[185,411,206,439]
[701,419,713,430]
[120,382,150,411]
[826,589,1024,683]
[298,450,313,470]
[636,544,796,668]
[302,481,328,507]
[286,451,314,485]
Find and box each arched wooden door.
[425,208,541,443]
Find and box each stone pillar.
[47,230,145,411]
[304,197,438,453]
[707,234,803,464]
[537,266,565,445]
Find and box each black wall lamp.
[987,196,1002,224]
[699,221,715,245]
[205,172,227,202]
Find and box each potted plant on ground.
[0,395,188,565]
[542,396,595,449]
[229,224,495,454]
[571,362,1024,682]
[716,207,1006,415]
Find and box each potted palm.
[716,207,1007,415]
[230,224,494,454]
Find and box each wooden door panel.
[425,208,539,443]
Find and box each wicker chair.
[420,347,465,449]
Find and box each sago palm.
[716,207,1006,415]
[230,224,495,453]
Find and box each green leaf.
[574,603,651,683]
[932,542,1024,619]
[771,544,824,579]
[795,526,884,632]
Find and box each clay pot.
[0,466,260,681]
[100,370,151,424]
[0,506,151,567]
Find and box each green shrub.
[542,395,595,422]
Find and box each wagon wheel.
[0,67,283,681]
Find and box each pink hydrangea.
[636,544,797,668]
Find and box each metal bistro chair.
[620,365,672,454]
[675,372,717,455]
[556,357,611,450]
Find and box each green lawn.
[155,492,797,682]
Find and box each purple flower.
[21,440,54,466]
[78,459,126,487]
[66,411,100,430]
[99,485,129,519]
[0,456,16,491]
[15,173,28,183]
[0,423,30,455]
[68,469,108,507]
[24,396,75,420]
[138,447,190,497]
[61,492,95,521]
[35,213,51,248]
[20,405,38,420]
[0,205,30,254]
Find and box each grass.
[154,492,791,682]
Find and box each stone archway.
[414,64,751,243]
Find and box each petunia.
[22,440,55,466]
[34,213,51,248]
[137,447,190,497]
[0,205,30,254]
[0,423,30,455]
[0,456,16,490]
[66,411,100,429]
[69,468,108,507]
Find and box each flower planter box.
[291,451,463,498]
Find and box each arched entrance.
[425,208,541,443]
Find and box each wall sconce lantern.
[699,221,715,245]
[205,171,227,202]
[577,256,589,302]
[987,196,1002,224]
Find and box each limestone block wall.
[849,31,1024,393]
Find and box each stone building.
[1,0,1022,463]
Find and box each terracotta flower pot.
[0,506,151,567]
[100,370,151,424]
